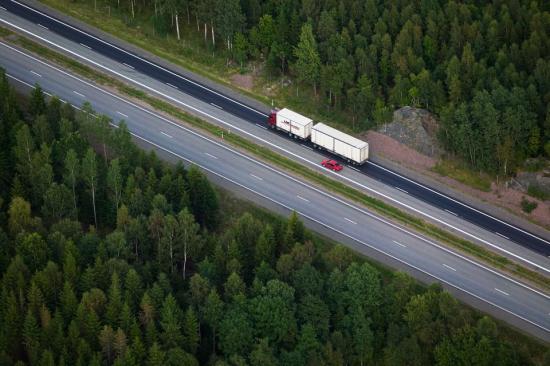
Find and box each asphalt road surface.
[2,40,549,341]
[0,0,549,261]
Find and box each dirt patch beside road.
[366,131,550,229]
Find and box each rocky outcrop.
[378,106,440,158]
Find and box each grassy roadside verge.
[37,0,272,105]
[1,26,548,292]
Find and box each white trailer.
[311,123,369,165]
[268,108,313,139]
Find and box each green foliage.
[293,23,321,94]
[527,185,549,201]
[0,76,546,366]
[39,0,550,175]
[520,197,538,214]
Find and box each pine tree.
[146,343,165,366]
[183,307,199,355]
[160,294,183,348]
[293,23,321,95]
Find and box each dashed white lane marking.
[160,131,173,138]
[166,82,178,89]
[37,23,48,30]
[79,43,91,50]
[442,263,457,272]
[495,232,510,240]
[445,209,458,216]
[495,288,510,296]
[395,186,408,194]
[301,144,313,151]
[347,165,360,172]
[116,111,128,118]
[296,195,309,202]
[30,70,41,77]
[210,103,223,109]
[59,99,66,103]
[123,62,134,69]
[250,173,263,181]
[393,240,407,248]
[0,6,6,10]
[344,217,357,225]
[73,90,85,97]
[204,152,218,159]
[255,123,267,130]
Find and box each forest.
[0,69,548,365]
[70,0,550,176]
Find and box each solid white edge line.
[6,54,549,334]
[443,263,457,272]
[393,240,406,248]
[495,288,510,296]
[4,41,549,303]
[7,72,34,88]
[111,128,550,335]
[369,160,550,246]
[8,0,268,117]
[3,17,546,272]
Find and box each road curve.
[1,41,549,341]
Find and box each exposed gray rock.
[510,166,550,201]
[378,106,441,158]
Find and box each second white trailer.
[311,123,369,165]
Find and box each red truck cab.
[268,110,277,128]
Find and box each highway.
[0,0,549,272]
[2,39,550,341]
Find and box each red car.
[322,159,343,171]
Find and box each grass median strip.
[2,27,548,291]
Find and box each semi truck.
[311,123,369,165]
[268,108,313,139]
[267,108,369,165]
